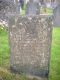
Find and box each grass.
[49,27,60,80]
[0,67,29,80]
[0,26,10,68]
[40,8,53,15]
[0,26,60,80]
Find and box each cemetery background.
[0,0,60,80]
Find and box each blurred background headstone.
[53,0,60,26]
[26,0,40,15]
[0,0,16,21]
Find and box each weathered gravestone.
[53,0,60,26]
[0,0,16,24]
[8,14,52,80]
[26,0,40,15]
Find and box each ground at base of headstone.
[10,66,48,80]
[0,67,48,80]
[26,75,48,80]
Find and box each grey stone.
[8,15,52,80]
[53,3,60,26]
[26,0,40,15]
[0,0,16,23]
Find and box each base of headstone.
[10,66,48,80]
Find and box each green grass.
[49,27,60,80]
[0,26,10,68]
[40,8,53,15]
[0,67,29,80]
[0,26,60,80]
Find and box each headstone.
[16,2,20,14]
[0,0,16,22]
[51,1,57,9]
[26,0,40,15]
[8,15,52,80]
[53,0,60,26]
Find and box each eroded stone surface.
[8,15,52,80]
